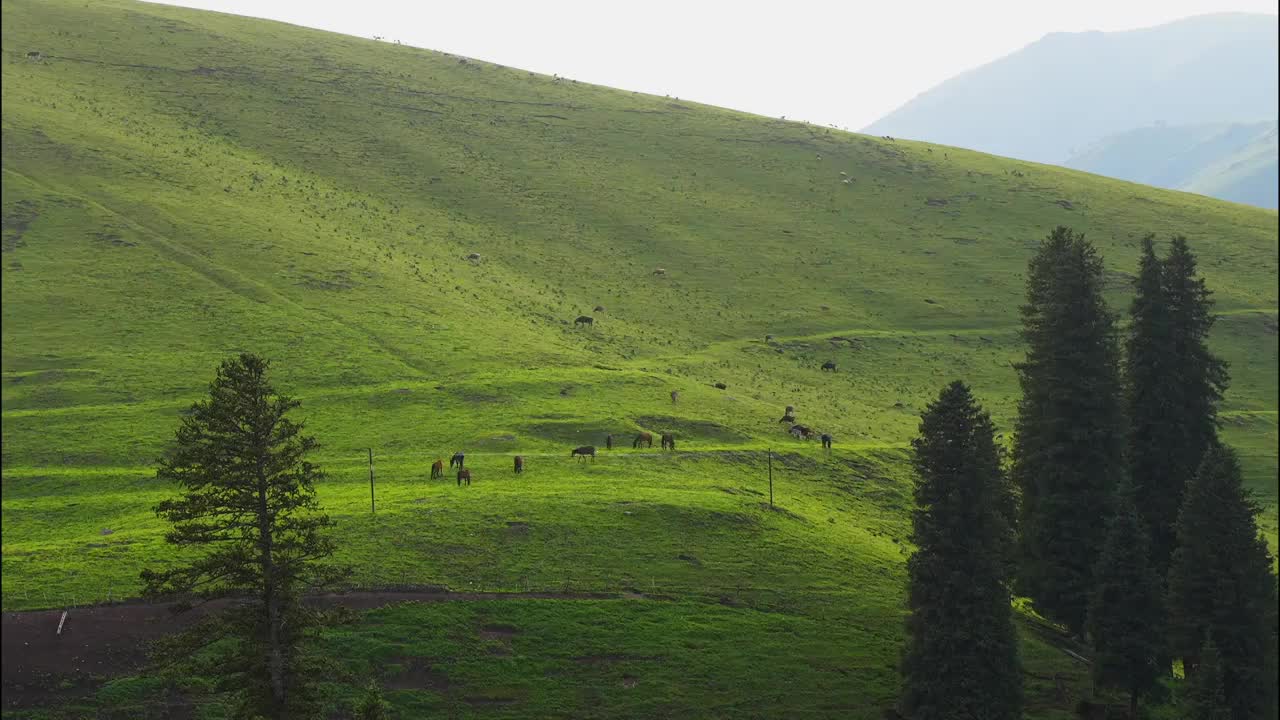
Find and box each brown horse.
[661,433,676,450]
[457,469,472,486]
[790,424,814,440]
[572,446,596,462]
[431,459,444,479]
[633,432,653,448]
[606,434,614,450]
[514,456,524,474]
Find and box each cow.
[821,361,837,372]
[431,459,444,479]
[633,432,653,449]
[572,445,596,462]
[661,433,676,450]
[574,315,594,327]
[450,452,465,469]
[457,469,472,486]
[790,424,814,440]
[514,455,525,474]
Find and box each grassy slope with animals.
[1,0,1276,716]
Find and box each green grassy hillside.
[2,0,1277,716]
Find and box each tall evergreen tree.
[142,354,346,719]
[1167,445,1277,720]
[1086,479,1164,716]
[1161,236,1228,549]
[1012,226,1125,637]
[1183,637,1232,720]
[1125,235,1177,573]
[901,381,1022,719]
[1127,235,1229,577]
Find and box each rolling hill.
[862,13,1279,167]
[1064,120,1279,209]
[2,0,1277,717]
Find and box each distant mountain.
[1064,121,1278,208]
[862,13,1279,165]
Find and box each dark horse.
[821,434,833,450]
[661,433,676,450]
[514,455,525,474]
[457,469,472,486]
[821,361,837,372]
[450,452,465,469]
[431,459,444,479]
[572,446,596,462]
[606,434,614,450]
[779,414,796,424]
[574,315,594,327]
[633,432,653,448]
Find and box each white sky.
[155,0,1278,130]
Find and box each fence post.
[768,449,774,508]
[368,448,376,514]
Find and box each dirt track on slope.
[1,589,616,711]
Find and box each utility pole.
[768,448,773,508]
[368,448,376,514]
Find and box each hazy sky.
[155,1,1277,130]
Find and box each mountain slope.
[1064,120,1278,208]
[1,0,1277,716]
[863,13,1279,165]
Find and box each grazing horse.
[574,315,594,327]
[633,432,653,448]
[456,469,472,486]
[671,390,679,404]
[785,405,795,415]
[431,459,444,479]
[779,414,796,424]
[514,456,524,474]
[821,434,833,450]
[821,361,837,372]
[606,434,614,450]
[661,433,676,450]
[572,446,596,462]
[450,452,465,469]
[790,424,814,440]
[714,382,727,390]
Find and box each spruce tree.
[1167,445,1278,720]
[1125,235,1177,573]
[1012,226,1125,637]
[1183,637,1232,720]
[901,381,1022,719]
[1161,236,1228,555]
[1127,235,1228,577]
[1086,479,1163,716]
[141,354,345,719]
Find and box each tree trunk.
[259,476,286,710]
